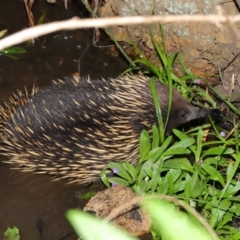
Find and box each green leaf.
[124,161,136,179]
[211,199,231,229]
[78,191,96,199]
[163,158,194,173]
[201,163,225,187]
[135,180,150,194]
[157,177,169,194]
[226,163,235,183]
[0,47,26,59]
[149,79,165,143]
[166,169,182,195]
[146,147,164,162]
[108,162,131,181]
[37,9,47,25]
[66,210,137,240]
[108,177,130,186]
[139,130,151,162]
[190,172,204,198]
[163,147,190,156]
[184,174,192,198]
[144,199,215,240]
[100,170,111,188]
[219,182,240,198]
[223,148,234,155]
[195,128,203,162]
[150,161,162,192]
[3,227,20,240]
[167,169,182,184]
[169,138,195,149]
[141,159,154,178]
[217,212,233,230]
[202,146,225,157]
[1,47,26,54]
[233,231,240,239]
[137,159,153,182]
[154,135,172,156]
[143,161,154,177]
[152,125,159,149]
[210,197,219,228]
[172,129,189,140]
[173,179,186,193]
[204,157,228,167]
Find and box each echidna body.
[0,75,208,183]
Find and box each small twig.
[24,0,35,27]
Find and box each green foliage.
[0,47,26,59]
[0,25,26,59]
[101,123,240,239]
[145,198,215,240]
[78,191,97,199]
[149,80,165,144]
[3,227,20,240]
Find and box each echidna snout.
[0,75,209,184]
[166,106,209,133]
[155,83,209,134]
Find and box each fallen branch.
[0,8,240,50]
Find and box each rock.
[98,0,240,77]
[83,185,151,236]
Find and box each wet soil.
[0,0,128,239]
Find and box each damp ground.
[0,0,128,239]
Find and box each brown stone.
[83,185,152,236]
[98,0,240,77]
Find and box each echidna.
[0,75,208,184]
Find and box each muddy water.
[0,0,128,239]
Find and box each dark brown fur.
[0,75,208,183]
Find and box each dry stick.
[1,11,240,51]
[24,0,35,27]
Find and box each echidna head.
[166,105,209,134]
[154,83,210,134]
